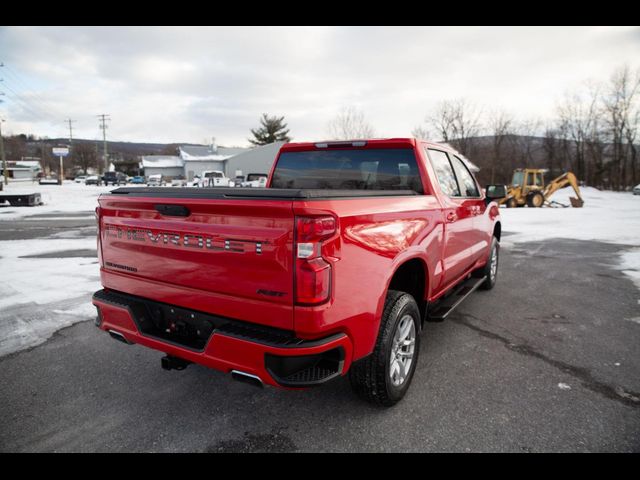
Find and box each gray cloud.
[0,26,638,145]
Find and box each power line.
[0,62,65,121]
[0,83,50,122]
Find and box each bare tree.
[327,107,376,140]
[507,118,542,172]
[74,142,98,175]
[428,98,482,157]
[602,65,640,189]
[411,125,431,141]
[556,84,602,185]
[487,110,513,183]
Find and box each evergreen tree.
[249,114,291,146]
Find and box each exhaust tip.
[231,370,264,388]
[108,330,133,345]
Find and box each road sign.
[52,147,69,157]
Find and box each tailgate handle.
[154,204,190,217]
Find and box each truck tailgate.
[98,193,295,330]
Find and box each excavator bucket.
[569,197,584,208]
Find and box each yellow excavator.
[501,168,584,208]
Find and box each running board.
[427,276,486,321]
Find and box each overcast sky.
[0,26,638,146]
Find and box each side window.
[427,149,460,197]
[451,155,480,197]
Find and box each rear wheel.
[349,290,421,407]
[527,192,544,208]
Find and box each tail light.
[95,206,101,234]
[295,216,336,305]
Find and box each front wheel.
[473,237,499,290]
[349,290,421,407]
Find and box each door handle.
[446,212,457,223]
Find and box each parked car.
[633,184,640,195]
[232,175,245,187]
[198,170,232,188]
[85,175,100,185]
[102,171,127,186]
[93,138,505,406]
[147,174,164,187]
[74,175,87,183]
[130,176,145,184]
[39,176,60,185]
[171,177,188,187]
[241,173,268,188]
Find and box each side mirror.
[485,185,507,204]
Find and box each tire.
[527,192,544,208]
[506,197,518,208]
[473,237,499,290]
[349,290,421,407]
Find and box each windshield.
[247,174,267,181]
[512,171,524,186]
[271,148,423,192]
[205,172,223,178]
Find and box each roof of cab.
[280,138,417,152]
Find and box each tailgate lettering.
[104,225,265,254]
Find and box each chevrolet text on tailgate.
[93,138,505,406]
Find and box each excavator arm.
[543,172,584,207]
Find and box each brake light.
[295,216,336,305]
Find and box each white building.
[139,156,184,179]
[0,160,42,181]
[140,142,283,181]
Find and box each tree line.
[411,65,639,189]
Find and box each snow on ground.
[0,182,108,355]
[501,186,640,299]
[500,186,640,247]
[0,236,101,356]
[0,238,99,310]
[0,180,114,220]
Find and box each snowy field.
[0,180,114,220]
[500,186,640,290]
[0,181,639,356]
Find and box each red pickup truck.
[93,138,505,406]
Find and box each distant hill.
[41,138,207,157]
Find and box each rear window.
[271,148,423,192]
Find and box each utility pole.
[97,114,110,173]
[0,66,6,185]
[66,118,75,145]
[0,118,7,186]
[65,118,75,177]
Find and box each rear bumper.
[92,289,353,388]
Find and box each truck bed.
[108,187,418,199]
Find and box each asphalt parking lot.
[0,213,639,452]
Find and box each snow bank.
[501,186,640,296]
[0,236,101,356]
[500,187,640,247]
[618,249,640,291]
